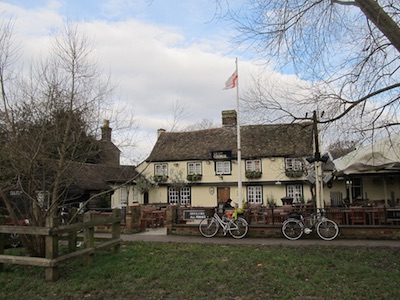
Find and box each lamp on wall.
[275,180,282,185]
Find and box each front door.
[217,187,230,204]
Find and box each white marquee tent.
[333,137,400,175]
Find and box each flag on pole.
[223,69,238,90]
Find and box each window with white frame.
[120,186,128,206]
[247,186,263,204]
[286,184,303,203]
[168,186,191,206]
[154,163,168,176]
[246,159,261,172]
[215,161,231,175]
[285,158,303,171]
[187,162,202,175]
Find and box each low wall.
[168,224,400,240]
[95,205,400,240]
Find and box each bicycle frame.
[199,207,249,239]
[294,210,328,230]
[282,209,339,241]
[212,212,237,234]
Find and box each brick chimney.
[99,120,120,166]
[157,128,166,138]
[222,110,237,126]
[101,119,112,141]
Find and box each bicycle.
[199,207,248,239]
[281,209,339,241]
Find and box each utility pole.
[310,110,324,211]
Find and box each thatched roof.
[65,163,140,191]
[146,122,314,162]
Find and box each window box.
[153,175,168,183]
[245,171,262,179]
[285,170,304,178]
[187,174,202,181]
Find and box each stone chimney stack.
[157,128,166,138]
[101,119,112,141]
[99,120,121,166]
[222,110,237,127]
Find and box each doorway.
[217,187,230,204]
[143,192,149,205]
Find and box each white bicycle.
[281,210,339,241]
[199,208,248,239]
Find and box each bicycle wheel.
[316,219,339,241]
[9,233,21,248]
[228,217,248,239]
[281,219,304,240]
[199,217,219,238]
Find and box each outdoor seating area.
[244,204,400,226]
[140,206,166,229]
[326,206,400,226]
[248,203,315,225]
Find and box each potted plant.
[285,169,304,178]
[187,173,202,181]
[153,175,168,183]
[245,170,262,179]
[267,195,276,209]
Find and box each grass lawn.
[1,241,399,299]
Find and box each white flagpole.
[235,58,243,209]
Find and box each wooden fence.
[0,209,122,281]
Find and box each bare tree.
[220,0,400,144]
[164,99,190,132]
[184,118,215,131]
[0,21,113,256]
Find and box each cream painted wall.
[147,186,168,204]
[362,176,399,202]
[137,157,303,184]
[135,157,319,207]
[190,186,218,207]
[134,158,400,208]
[321,176,400,205]
[111,185,139,208]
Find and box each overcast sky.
[0,0,297,164]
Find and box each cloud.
[1,1,307,164]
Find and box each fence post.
[83,212,94,265]
[112,208,121,253]
[0,215,4,272]
[45,216,59,281]
[166,206,174,234]
[126,206,140,233]
[68,207,78,253]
